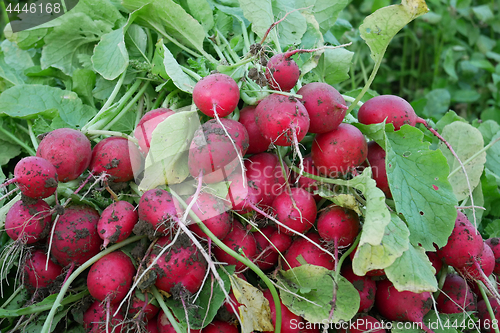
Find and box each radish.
[147,318,160,333]
[365,141,391,198]
[341,264,377,313]
[197,320,238,333]
[357,95,418,130]
[212,221,257,271]
[265,53,300,91]
[426,252,443,275]
[157,311,186,333]
[271,187,317,235]
[262,289,310,333]
[188,118,249,183]
[192,73,240,118]
[254,225,293,270]
[283,233,335,271]
[36,128,92,182]
[458,242,495,280]
[98,201,138,248]
[89,136,143,183]
[311,123,368,177]
[138,189,180,235]
[485,238,500,275]
[134,108,175,154]
[294,155,321,201]
[83,300,126,333]
[238,105,271,154]
[5,199,52,244]
[297,82,347,133]
[50,205,102,267]
[255,93,310,147]
[436,273,476,314]
[23,250,62,292]
[375,279,433,333]
[150,235,207,295]
[186,192,232,241]
[477,297,500,333]
[128,291,159,321]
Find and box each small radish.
[436,273,476,314]
[89,136,143,183]
[341,264,377,313]
[297,82,347,133]
[265,53,300,91]
[365,141,391,198]
[238,105,271,154]
[186,192,232,241]
[87,251,136,304]
[311,123,368,177]
[271,187,317,235]
[485,238,500,275]
[23,250,62,292]
[128,291,159,321]
[83,300,126,333]
[254,226,293,270]
[147,318,160,333]
[134,108,175,154]
[255,93,310,147]
[212,221,257,271]
[294,155,321,201]
[5,199,52,244]
[262,289,308,333]
[283,233,334,271]
[98,201,138,248]
[36,128,92,182]
[138,189,180,235]
[358,95,418,130]
[426,252,443,275]
[458,242,495,280]
[477,297,500,333]
[192,73,240,118]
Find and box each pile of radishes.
[1,48,498,333]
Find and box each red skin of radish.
[83,300,125,333]
[436,211,484,269]
[341,264,377,313]
[436,274,476,314]
[5,199,51,244]
[36,128,92,182]
[297,82,347,134]
[134,108,175,154]
[238,105,271,154]
[51,205,102,267]
[485,238,500,275]
[186,192,232,241]
[128,293,159,321]
[23,250,62,291]
[150,235,207,295]
[138,189,180,235]
[458,242,495,280]
[338,315,386,333]
[366,141,391,198]
[294,155,321,201]
[477,297,500,333]
[375,279,433,332]
[146,319,159,333]
[284,233,334,271]
[87,251,136,304]
[254,226,293,270]
[272,187,317,235]
[212,221,257,271]
[98,201,138,248]
[198,320,238,333]
[265,54,300,91]
[317,206,360,248]
[255,94,310,147]
[193,73,240,118]
[188,118,249,183]
[311,123,368,177]
[426,251,443,275]
[90,137,143,183]
[358,95,418,130]
[13,156,58,199]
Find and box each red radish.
[5,199,51,244]
[138,189,180,235]
[146,318,159,333]
[157,311,183,333]
[458,242,495,280]
[477,297,500,333]
[265,53,300,91]
[283,233,334,271]
[262,289,308,333]
[436,274,476,314]
[436,211,484,269]
[311,123,368,177]
[128,291,159,321]
[338,315,386,333]
[212,221,257,271]
[23,250,62,291]
[317,206,360,248]
[150,235,207,295]
[238,105,271,154]
[36,128,92,182]
[358,95,418,130]
[87,251,136,304]
[193,73,240,118]
[485,238,500,275]
[294,155,321,201]
[426,252,443,275]
[198,320,238,333]
[223,288,245,316]
[83,300,125,333]
[272,187,317,235]
[255,94,310,147]
[341,264,377,313]
[254,226,293,270]
[297,82,347,133]
[186,192,232,241]
[89,137,143,183]
[51,205,102,267]
[366,141,391,198]
[98,201,138,248]
[188,118,249,183]
[375,279,433,333]
[134,108,175,154]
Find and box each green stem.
[26,120,38,151]
[217,29,240,63]
[152,89,167,110]
[60,0,67,12]
[157,30,217,65]
[152,286,185,333]
[0,126,36,156]
[0,285,23,309]
[448,136,500,178]
[478,283,500,333]
[82,130,138,144]
[170,191,282,333]
[244,89,302,99]
[208,34,227,63]
[180,66,202,81]
[433,263,448,299]
[239,18,251,54]
[40,235,146,333]
[342,95,364,108]
[335,234,360,280]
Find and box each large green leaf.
[186,0,215,32]
[92,28,129,80]
[385,125,457,250]
[238,0,274,41]
[296,0,350,35]
[313,48,354,85]
[272,0,307,46]
[162,44,196,93]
